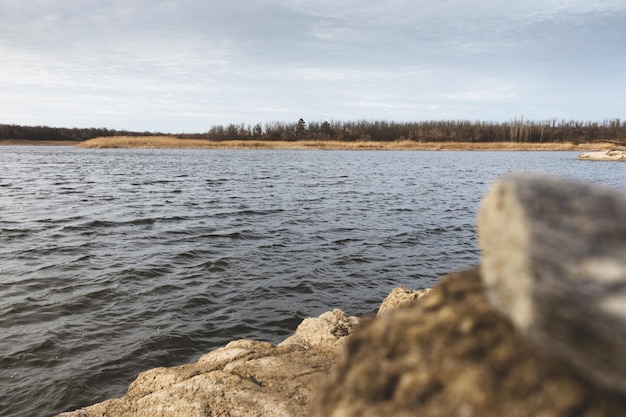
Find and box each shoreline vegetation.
[1,137,617,151]
[75,136,617,151]
[1,118,625,150]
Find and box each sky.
[0,0,624,133]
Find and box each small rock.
[279,309,359,350]
[577,150,626,161]
[376,286,432,316]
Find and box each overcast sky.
[1,0,624,133]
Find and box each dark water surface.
[1,147,624,417]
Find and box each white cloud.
[0,0,623,131]
[447,80,522,102]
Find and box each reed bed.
[0,139,80,146]
[77,136,616,151]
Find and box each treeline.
[0,124,162,142]
[179,118,626,144]
[2,118,625,144]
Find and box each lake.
[1,147,624,417]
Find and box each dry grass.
[0,139,80,146]
[76,136,616,151]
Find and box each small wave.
[0,227,32,241]
[205,178,229,185]
[171,249,205,261]
[212,208,284,219]
[143,283,185,297]
[195,258,230,272]
[116,266,173,280]
[333,254,372,266]
[182,295,218,310]
[63,218,157,230]
[142,179,181,185]
[332,237,363,245]
[58,188,84,195]
[203,229,265,240]
[81,220,117,228]
[279,281,315,295]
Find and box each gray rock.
[478,173,626,394]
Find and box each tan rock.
[57,309,358,417]
[577,149,626,161]
[312,268,626,417]
[279,309,360,350]
[377,286,432,316]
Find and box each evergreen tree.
[295,118,306,139]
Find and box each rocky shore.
[578,147,626,161]
[59,173,626,417]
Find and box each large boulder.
[312,268,626,417]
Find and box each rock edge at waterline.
[57,285,436,417]
[57,308,363,417]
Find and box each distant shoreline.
[0,140,81,146]
[1,137,617,151]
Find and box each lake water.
[1,147,624,417]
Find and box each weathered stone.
[279,309,359,350]
[376,286,432,316]
[312,268,626,417]
[478,173,626,394]
[57,309,358,417]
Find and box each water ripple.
[1,147,625,417]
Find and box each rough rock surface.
[376,286,432,316]
[478,173,626,393]
[313,268,626,417]
[58,309,358,417]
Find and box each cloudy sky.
[1,0,624,133]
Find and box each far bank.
[75,136,617,151]
[1,137,619,151]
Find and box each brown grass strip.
[76,136,616,151]
[0,140,80,146]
